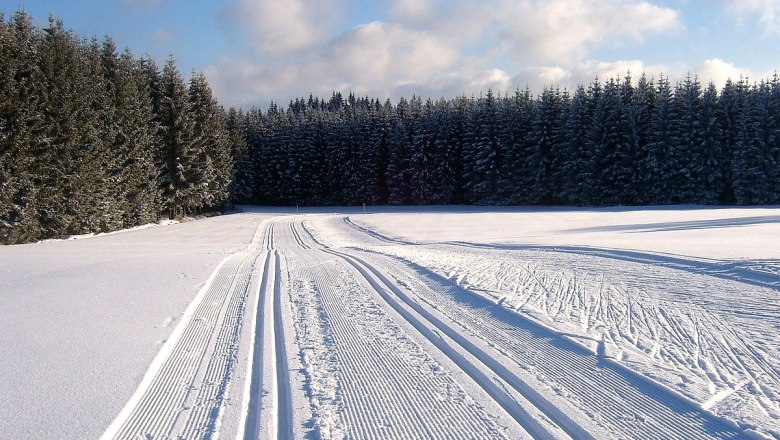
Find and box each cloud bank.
[207,0,766,108]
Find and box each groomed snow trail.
[278,217,526,439]
[101,219,271,440]
[305,215,749,439]
[101,213,756,439]
[238,220,294,440]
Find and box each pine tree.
[528,87,567,204]
[158,55,196,217]
[464,90,503,204]
[188,72,232,211]
[112,49,162,225]
[734,79,780,203]
[0,11,47,243]
[558,84,593,204]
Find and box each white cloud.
[691,58,754,86]
[328,22,459,91]
[224,0,344,53]
[493,0,682,64]
[208,0,688,107]
[206,20,463,107]
[726,0,780,34]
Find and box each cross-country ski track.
[91,212,770,439]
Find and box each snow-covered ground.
[1,206,777,439]
[0,213,266,440]
[338,205,780,437]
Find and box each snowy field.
[1,206,778,439]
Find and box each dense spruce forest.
[2,11,779,244]
[241,76,780,208]
[0,12,242,244]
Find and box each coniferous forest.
[2,11,780,244]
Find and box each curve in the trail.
[321,247,577,440]
[278,218,517,439]
[330,216,747,439]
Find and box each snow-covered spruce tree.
[240,107,267,204]
[386,96,415,204]
[0,11,47,244]
[36,18,113,236]
[716,78,750,204]
[528,87,568,204]
[369,99,393,204]
[629,74,657,204]
[557,84,594,205]
[441,95,472,204]
[733,79,780,204]
[645,75,683,204]
[157,56,197,218]
[108,47,163,226]
[464,90,503,204]
[352,100,383,205]
[693,82,725,204]
[226,107,253,205]
[188,72,232,212]
[299,108,328,205]
[410,98,441,204]
[673,75,705,203]
[500,88,534,205]
[79,37,124,233]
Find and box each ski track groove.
[282,218,509,439]
[320,246,570,440]
[334,216,746,440]
[102,214,764,440]
[104,233,267,439]
[273,249,295,440]
[240,250,273,440]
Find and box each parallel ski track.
[103,221,269,440]
[281,218,509,439]
[332,216,745,440]
[240,248,294,440]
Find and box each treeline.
[0,11,243,244]
[3,11,780,245]
[235,75,780,207]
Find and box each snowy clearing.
[1,206,778,439]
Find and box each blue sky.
[2,0,779,108]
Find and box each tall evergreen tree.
[0,11,47,243]
[158,55,197,217]
[188,72,232,211]
[528,87,567,204]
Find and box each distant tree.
[733,78,780,204]
[528,87,567,204]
